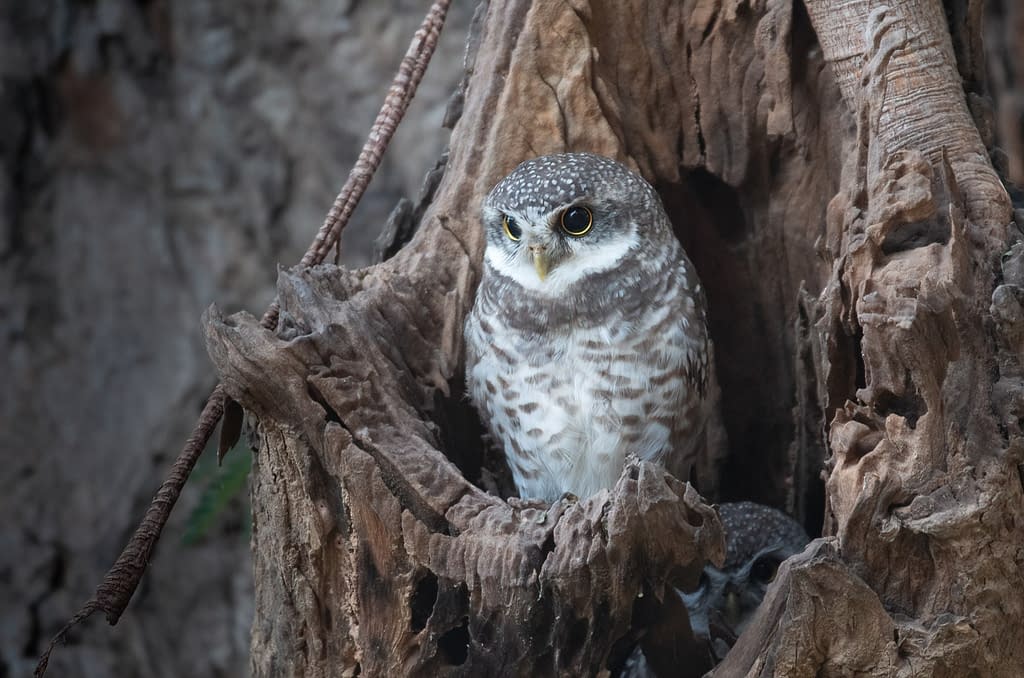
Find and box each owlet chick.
[682,502,811,641]
[622,502,810,676]
[465,153,710,502]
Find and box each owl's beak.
[528,244,549,281]
[724,590,741,628]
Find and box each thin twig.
[35,1,452,674]
[302,0,452,268]
[35,386,227,676]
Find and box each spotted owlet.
[682,502,810,642]
[622,502,810,675]
[464,153,710,502]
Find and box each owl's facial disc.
[483,202,638,295]
[490,206,572,284]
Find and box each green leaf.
[183,442,252,545]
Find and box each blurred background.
[1,1,471,676]
[0,1,1019,676]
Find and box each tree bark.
[204,0,1023,676]
[1,2,470,676]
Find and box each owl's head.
[481,153,671,295]
[682,502,810,641]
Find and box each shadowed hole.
[306,383,342,425]
[409,570,439,632]
[562,616,589,666]
[874,386,925,429]
[658,170,806,507]
[438,617,470,665]
[678,168,748,244]
[854,327,867,392]
[688,465,701,492]
[539,529,556,565]
[683,504,705,528]
[879,219,949,255]
[432,377,520,498]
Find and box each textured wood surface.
[206,268,726,676]
[717,0,1024,675]
[202,0,1024,675]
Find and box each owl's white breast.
[482,228,638,296]
[465,294,701,503]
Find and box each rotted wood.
[206,0,823,673]
[716,0,1024,675]
[714,538,899,676]
[205,266,724,676]
[204,0,1024,675]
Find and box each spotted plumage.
[682,502,810,640]
[464,153,710,502]
[622,502,811,675]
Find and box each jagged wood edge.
[712,0,1020,674]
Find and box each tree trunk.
[204,0,1023,676]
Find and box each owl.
[464,153,710,502]
[681,502,811,643]
[620,502,810,676]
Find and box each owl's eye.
[502,215,521,241]
[560,206,593,237]
[750,557,780,584]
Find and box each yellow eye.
[502,215,521,241]
[560,206,593,237]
